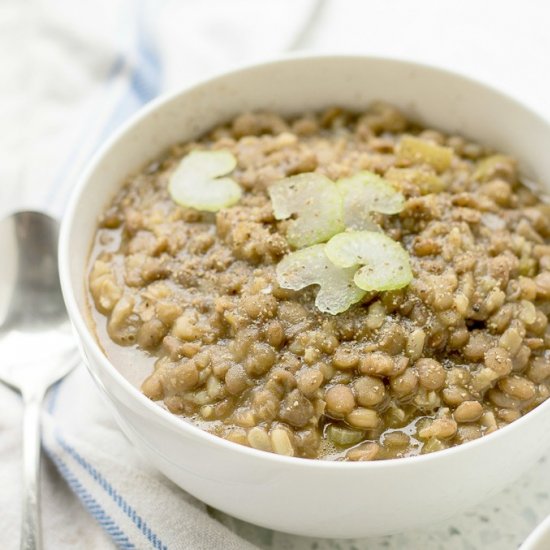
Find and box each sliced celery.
[325,231,412,292]
[169,150,241,212]
[337,171,404,230]
[268,173,345,248]
[276,244,365,314]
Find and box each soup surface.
[88,104,550,460]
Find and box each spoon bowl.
[0,211,78,550]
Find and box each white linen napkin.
[0,1,318,548]
[40,368,259,550]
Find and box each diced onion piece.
[268,173,345,248]
[276,244,365,315]
[396,135,453,173]
[473,154,516,182]
[480,212,506,231]
[325,231,413,292]
[168,150,241,212]
[385,166,445,195]
[337,171,404,230]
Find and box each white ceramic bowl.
[521,516,550,550]
[59,55,550,539]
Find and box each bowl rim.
[59,51,550,470]
[520,514,550,550]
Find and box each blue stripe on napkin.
[46,0,162,208]
[43,0,166,546]
[47,450,136,550]
[45,378,169,550]
[56,432,168,550]
[43,53,126,205]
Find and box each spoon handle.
[20,392,44,550]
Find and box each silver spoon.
[0,211,79,550]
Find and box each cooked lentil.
[88,103,550,461]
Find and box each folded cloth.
[0,0,318,548]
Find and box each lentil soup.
[88,104,550,461]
